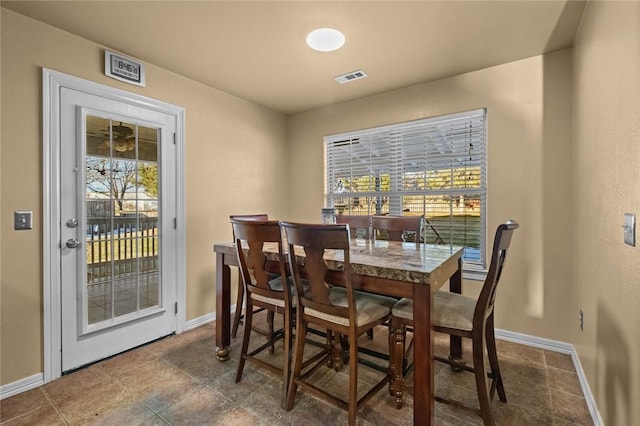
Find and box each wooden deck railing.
[86,217,159,282]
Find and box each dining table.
[213,238,464,425]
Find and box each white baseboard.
[569,346,605,426]
[495,328,574,353]
[185,312,216,331]
[184,303,238,331]
[496,328,603,426]
[0,373,44,400]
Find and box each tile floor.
[1,313,594,425]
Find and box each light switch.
[623,213,635,246]
[14,211,33,230]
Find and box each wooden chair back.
[335,214,371,239]
[228,214,271,337]
[280,222,353,325]
[371,215,422,242]
[229,213,269,224]
[474,220,519,328]
[230,219,289,305]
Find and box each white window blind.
[324,109,487,270]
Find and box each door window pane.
[85,115,161,324]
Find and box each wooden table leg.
[215,251,231,361]
[448,257,464,367]
[412,284,434,425]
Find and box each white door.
[59,87,178,372]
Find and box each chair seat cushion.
[251,276,309,308]
[265,275,288,292]
[305,287,396,327]
[392,291,476,332]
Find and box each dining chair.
[281,221,397,426]
[335,214,375,337]
[231,218,294,407]
[326,215,373,346]
[335,214,371,239]
[229,214,270,338]
[388,220,519,425]
[366,214,423,339]
[371,215,423,242]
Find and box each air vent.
[334,69,367,84]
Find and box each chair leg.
[486,315,506,402]
[340,333,350,366]
[366,328,374,339]
[472,332,495,426]
[286,317,307,411]
[231,276,244,338]
[348,334,358,426]
[388,319,406,408]
[326,329,335,369]
[388,322,394,397]
[267,310,275,354]
[235,299,254,383]
[333,333,344,371]
[281,308,293,409]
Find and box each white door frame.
[43,68,186,382]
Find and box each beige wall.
[4,3,639,423]
[287,51,574,344]
[573,2,640,425]
[0,9,288,385]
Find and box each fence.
[86,216,159,283]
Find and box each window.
[324,109,487,273]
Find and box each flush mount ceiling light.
[306,28,345,52]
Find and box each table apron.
[325,270,414,299]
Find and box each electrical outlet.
[624,213,635,246]
[579,310,584,331]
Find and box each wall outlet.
[624,213,635,246]
[579,309,584,331]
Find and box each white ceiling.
[2,1,586,115]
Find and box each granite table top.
[214,239,463,286]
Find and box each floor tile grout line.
[38,386,71,425]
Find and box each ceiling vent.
[334,69,367,84]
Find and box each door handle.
[66,218,79,228]
[66,238,80,249]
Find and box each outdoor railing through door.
[86,216,159,283]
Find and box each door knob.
[66,218,79,228]
[66,238,80,249]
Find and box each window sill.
[462,267,487,282]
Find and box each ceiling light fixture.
[306,28,345,52]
